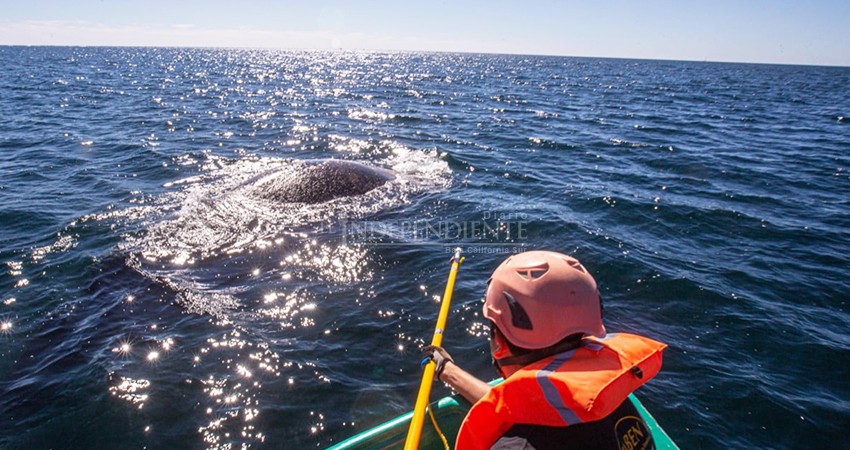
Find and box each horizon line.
[2,43,848,69]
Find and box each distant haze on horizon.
[1,1,848,67]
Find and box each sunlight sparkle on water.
[236,364,253,378]
[109,375,151,407]
[161,337,175,351]
[112,341,132,355]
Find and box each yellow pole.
[404,248,464,450]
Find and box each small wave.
[31,233,78,262]
[609,138,651,148]
[528,109,559,118]
[528,137,579,151]
[348,108,395,122]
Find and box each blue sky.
[1,0,848,66]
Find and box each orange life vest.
[455,332,666,450]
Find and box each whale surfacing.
[249,159,395,204]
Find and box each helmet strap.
[492,332,584,374]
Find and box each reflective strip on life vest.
[535,348,582,426]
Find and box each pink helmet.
[483,251,605,350]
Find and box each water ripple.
[1,47,849,450]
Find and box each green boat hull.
[328,389,677,449]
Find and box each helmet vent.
[564,257,587,273]
[515,263,549,281]
[529,269,546,280]
[503,291,533,330]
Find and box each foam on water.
[100,142,451,317]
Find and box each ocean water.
[1,46,848,449]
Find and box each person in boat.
[424,250,667,450]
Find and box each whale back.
[250,160,395,204]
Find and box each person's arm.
[437,360,491,404]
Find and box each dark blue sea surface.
[1,47,848,449]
